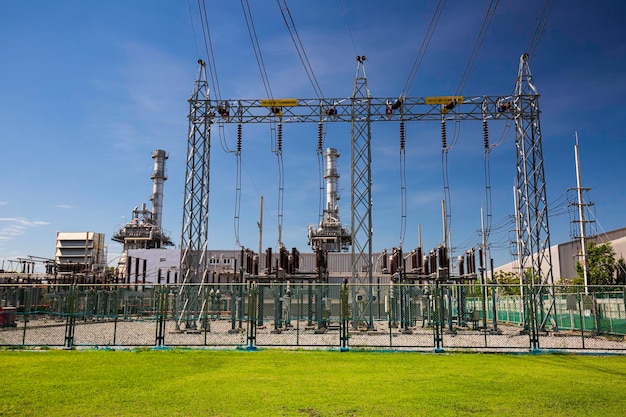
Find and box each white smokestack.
[324,147,340,220]
[150,149,168,228]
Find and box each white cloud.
[0,201,7,206]
[0,217,50,240]
[56,204,74,209]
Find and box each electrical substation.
[173,51,556,350]
[3,2,626,352]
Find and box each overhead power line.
[241,0,274,100]
[339,0,359,56]
[401,0,447,98]
[196,0,222,101]
[454,0,499,97]
[527,0,554,60]
[277,0,324,99]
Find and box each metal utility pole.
[513,53,555,340]
[573,133,591,294]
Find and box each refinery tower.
[112,149,173,251]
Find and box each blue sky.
[1,1,625,272]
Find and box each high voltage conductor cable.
[447,0,499,151]
[277,0,324,99]
[399,120,407,248]
[241,0,274,99]
[233,124,243,248]
[454,0,499,97]
[197,0,222,100]
[186,0,201,59]
[401,0,446,98]
[339,0,359,56]
[483,117,493,261]
[495,0,554,148]
[527,0,554,61]
[275,122,285,247]
[441,118,453,251]
[240,0,283,247]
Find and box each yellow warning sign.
[425,96,464,105]
[261,98,298,107]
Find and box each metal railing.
[1,283,625,352]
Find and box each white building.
[496,227,626,280]
[55,232,106,275]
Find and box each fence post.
[578,293,585,349]
[433,282,444,352]
[340,280,349,350]
[21,286,32,346]
[155,285,167,347]
[246,282,258,350]
[64,285,78,348]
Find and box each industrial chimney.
[307,147,351,252]
[150,149,168,229]
[112,150,173,250]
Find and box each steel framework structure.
[180,55,553,333]
[513,53,555,347]
[350,56,375,329]
[179,61,211,328]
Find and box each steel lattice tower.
[350,56,374,329]
[180,61,211,286]
[513,53,555,345]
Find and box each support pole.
[574,133,590,295]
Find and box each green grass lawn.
[1,349,625,416]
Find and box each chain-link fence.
[1,283,625,352]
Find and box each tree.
[494,271,521,295]
[575,241,623,291]
[554,277,585,294]
[617,258,626,285]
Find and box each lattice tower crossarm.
[513,53,555,339]
[205,95,518,123]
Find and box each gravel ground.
[1,316,625,352]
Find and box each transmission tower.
[349,56,375,329]
[178,60,212,329]
[513,53,555,346]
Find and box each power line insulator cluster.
[317,122,323,154]
[277,122,283,153]
[441,119,447,149]
[483,119,489,149]
[237,123,242,154]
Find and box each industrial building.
[55,231,106,275]
[112,149,174,279]
[496,227,626,280]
